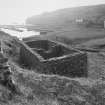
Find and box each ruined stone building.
[20,39,87,77]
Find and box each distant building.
[75,18,84,23]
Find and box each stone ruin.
[20,39,87,77]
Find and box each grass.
[1,62,105,105]
[77,37,105,49]
[24,25,105,47]
[13,30,105,105]
[26,4,105,45]
[1,25,105,104]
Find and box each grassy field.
[26,4,105,44]
[0,61,105,105]
[0,28,105,105]
[2,4,105,104]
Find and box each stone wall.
[42,53,87,77]
[20,40,88,77]
[26,40,49,50]
[20,42,44,69]
[25,40,77,59]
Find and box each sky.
[0,0,105,24]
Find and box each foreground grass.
[0,61,104,105]
[1,28,105,105]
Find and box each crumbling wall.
[26,40,49,50]
[20,40,88,77]
[60,45,77,55]
[26,40,77,59]
[42,53,87,77]
[20,42,44,69]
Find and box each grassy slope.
[0,29,105,105]
[1,24,105,104]
[0,4,104,104]
[26,4,105,43]
[0,62,105,105]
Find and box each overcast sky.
[0,0,105,24]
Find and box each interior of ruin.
[25,40,77,59]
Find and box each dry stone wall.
[42,53,87,77]
[20,42,44,69]
[26,40,49,50]
[20,40,88,77]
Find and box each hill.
[26,4,105,45]
[26,4,105,26]
[1,27,105,104]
